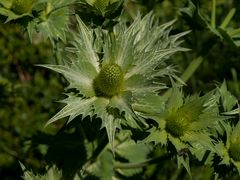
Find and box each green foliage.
[1,0,240,180]
[0,22,64,178]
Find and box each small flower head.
[208,82,240,174]
[162,86,220,148]
[41,13,188,148]
[11,0,34,15]
[144,84,222,174]
[165,109,192,137]
[215,121,240,174]
[164,93,205,137]
[93,63,124,97]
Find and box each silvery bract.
[41,13,188,148]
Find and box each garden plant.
[0,0,240,179]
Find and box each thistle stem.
[220,8,236,30]
[80,132,109,174]
[52,40,62,65]
[90,132,109,161]
[180,56,203,82]
[211,0,216,29]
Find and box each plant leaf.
[46,96,97,126]
[75,16,100,72]
[39,64,96,97]
[0,7,31,22]
[218,81,238,112]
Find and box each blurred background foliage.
[0,0,240,179]
[0,23,64,179]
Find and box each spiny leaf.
[166,83,183,112]
[177,155,192,178]
[36,7,69,43]
[101,112,121,151]
[27,0,76,43]
[115,139,151,163]
[0,7,31,22]
[75,16,100,72]
[218,81,238,112]
[168,134,187,151]
[38,64,96,97]
[183,132,215,152]
[114,137,152,177]
[86,150,114,180]
[143,128,168,145]
[109,93,145,128]
[21,163,63,180]
[133,94,167,115]
[46,96,97,126]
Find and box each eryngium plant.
[213,82,240,175]
[40,13,188,148]
[215,121,240,174]
[144,84,224,175]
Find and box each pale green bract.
[21,163,64,180]
[144,83,225,176]
[40,13,189,149]
[214,121,240,175]
[214,82,240,175]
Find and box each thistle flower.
[0,0,35,22]
[41,13,188,148]
[214,121,240,174]
[145,84,222,174]
[11,0,34,15]
[213,82,240,174]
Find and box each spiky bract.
[41,13,188,148]
[215,121,240,174]
[144,84,224,175]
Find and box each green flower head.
[215,121,240,175]
[161,85,221,141]
[144,84,223,175]
[11,0,34,15]
[41,13,188,148]
[212,81,240,174]
[0,0,35,22]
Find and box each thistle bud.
[11,0,34,15]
